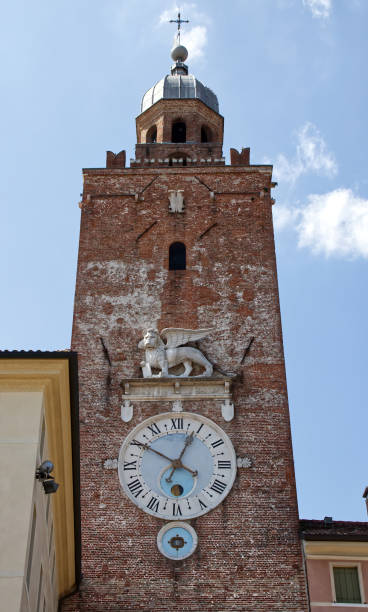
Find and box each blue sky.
[1,0,367,521]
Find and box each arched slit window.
[146,125,157,143]
[169,242,186,270]
[172,121,186,143]
[201,125,212,143]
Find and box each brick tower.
[69,36,309,612]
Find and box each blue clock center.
[159,466,195,498]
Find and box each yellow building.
[0,352,80,612]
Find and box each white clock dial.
[118,412,236,520]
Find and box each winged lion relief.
[138,328,214,378]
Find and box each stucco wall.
[0,392,58,612]
[307,557,368,610]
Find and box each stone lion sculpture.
[138,328,214,378]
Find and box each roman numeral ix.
[123,460,137,471]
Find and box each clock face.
[118,411,236,520]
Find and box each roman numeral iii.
[218,460,231,470]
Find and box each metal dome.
[141,73,219,114]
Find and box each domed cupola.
[133,42,224,168]
[141,45,219,114]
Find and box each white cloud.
[303,0,332,19]
[274,122,337,184]
[297,189,368,258]
[273,204,301,231]
[180,25,207,60]
[273,189,368,259]
[158,4,209,61]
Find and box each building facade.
[301,519,368,611]
[67,43,310,611]
[0,352,80,612]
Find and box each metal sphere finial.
[171,45,188,63]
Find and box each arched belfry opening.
[172,121,186,143]
[169,242,186,270]
[146,125,157,143]
[201,125,212,143]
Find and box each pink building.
[301,519,368,611]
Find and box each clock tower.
[68,32,309,611]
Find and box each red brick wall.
[68,154,309,610]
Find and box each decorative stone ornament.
[237,456,252,468]
[221,398,234,422]
[121,400,134,422]
[168,190,185,212]
[138,327,214,378]
[118,412,236,520]
[157,521,198,560]
[172,400,183,412]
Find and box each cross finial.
[169,11,189,45]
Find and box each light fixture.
[36,460,59,495]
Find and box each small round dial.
[118,411,236,520]
[157,521,198,560]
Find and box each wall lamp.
[36,460,59,495]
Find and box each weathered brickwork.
[67,97,309,611]
[136,99,224,144]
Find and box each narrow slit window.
[169,242,186,270]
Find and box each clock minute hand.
[178,431,194,460]
[132,440,174,464]
[166,432,196,483]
